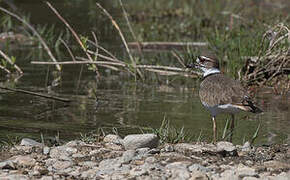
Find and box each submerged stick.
[0,86,71,103]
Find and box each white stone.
[123,134,159,150]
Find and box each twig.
[91,31,99,62]
[171,50,186,67]
[96,2,143,80]
[0,50,23,74]
[0,6,61,71]
[59,38,76,61]
[87,40,122,63]
[0,86,71,103]
[0,64,11,74]
[46,1,99,75]
[119,0,139,43]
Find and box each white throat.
[202,68,220,77]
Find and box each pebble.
[43,146,50,155]
[0,136,288,180]
[13,155,36,167]
[20,138,42,147]
[120,150,136,163]
[103,134,123,145]
[0,160,15,170]
[190,170,209,180]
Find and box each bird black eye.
[197,56,205,62]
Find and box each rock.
[103,134,123,145]
[43,146,50,155]
[49,146,77,161]
[13,155,36,167]
[79,161,97,167]
[273,171,290,180]
[188,164,210,173]
[20,138,42,147]
[81,168,98,179]
[162,144,174,152]
[40,176,53,180]
[136,147,150,155]
[145,157,156,164]
[98,158,121,171]
[189,170,209,180]
[165,161,191,170]
[123,134,159,150]
[120,150,136,163]
[220,169,239,180]
[0,160,15,169]
[65,140,86,147]
[33,165,49,176]
[52,160,73,170]
[216,141,237,156]
[236,166,259,179]
[0,174,29,180]
[130,167,148,176]
[104,143,123,151]
[264,160,290,170]
[242,141,251,151]
[13,145,34,153]
[242,177,259,180]
[170,168,191,180]
[174,143,216,154]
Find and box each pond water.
[0,1,289,145]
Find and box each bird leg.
[212,116,217,144]
[229,114,235,142]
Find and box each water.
[0,1,289,145]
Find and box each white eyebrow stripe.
[200,56,212,61]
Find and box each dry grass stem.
[96,2,143,80]
[0,64,11,74]
[46,1,100,76]
[0,50,23,74]
[59,38,76,61]
[0,6,61,71]
[243,23,290,90]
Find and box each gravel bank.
[0,134,289,180]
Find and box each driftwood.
[128,42,208,51]
[0,86,71,103]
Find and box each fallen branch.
[0,86,71,103]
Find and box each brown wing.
[199,74,262,113]
[199,74,249,107]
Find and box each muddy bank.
[0,134,289,179]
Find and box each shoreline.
[0,134,289,179]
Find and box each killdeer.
[188,55,262,143]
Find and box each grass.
[150,116,191,144]
[0,1,288,145]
